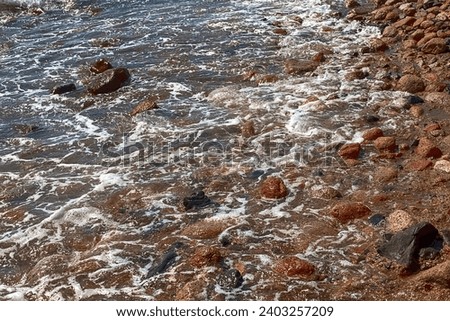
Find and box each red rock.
[374,136,396,152]
[410,105,424,118]
[415,137,442,158]
[405,159,433,171]
[363,127,384,141]
[87,67,131,95]
[312,52,326,63]
[338,143,361,159]
[241,120,256,137]
[130,97,158,116]
[256,74,279,84]
[393,16,416,28]
[374,166,398,182]
[329,202,371,223]
[421,38,449,54]
[370,38,388,51]
[189,246,222,268]
[273,257,315,277]
[273,28,288,35]
[424,123,441,132]
[260,176,289,199]
[182,219,231,239]
[397,74,425,93]
[410,29,425,41]
[90,58,113,74]
[425,92,450,108]
[284,59,319,75]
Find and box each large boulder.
[86,67,131,95]
[378,222,441,271]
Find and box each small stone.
[345,70,368,81]
[218,269,244,289]
[405,159,433,171]
[369,214,385,226]
[415,137,442,158]
[424,123,441,132]
[345,0,360,8]
[370,38,388,51]
[312,52,326,63]
[386,210,415,233]
[52,83,76,95]
[410,105,424,118]
[260,176,289,199]
[273,28,288,35]
[256,74,279,84]
[310,187,342,199]
[329,202,371,223]
[273,257,315,278]
[338,143,361,160]
[434,160,450,173]
[86,67,131,95]
[284,59,319,75]
[421,38,448,54]
[363,128,384,141]
[406,95,424,104]
[241,120,256,137]
[374,136,397,152]
[130,97,158,116]
[182,219,231,239]
[90,58,113,74]
[397,74,425,93]
[189,246,222,268]
[366,115,380,123]
[182,190,212,211]
[374,166,398,182]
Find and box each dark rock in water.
[90,58,113,74]
[406,95,424,105]
[86,67,131,95]
[183,190,212,211]
[369,214,385,226]
[13,124,39,135]
[146,242,183,278]
[248,170,265,180]
[52,83,76,95]
[218,268,244,289]
[378,222,442,271]
[365,115,380,123]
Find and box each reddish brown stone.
[284,59,319,75]
[189,246,222,268]
[338,143,361,159]
[405,159,433,171]
[397,74,425,93]
[374,166,398,182]
[374,136,397,152]
[424,123,441,132]
[130,97,158,116]
[90,58,113,74]
[273,28,288,35]
[273,257,315,277]
[241,120,256,137]
[415,137,442,158]
[410,105,424,118]
[363,127,384,141]
[182,219,232,239]
[345,70,368,81]
[256,74,279,84]
[421,38,449,54]
[329,202,371,223]
[87,67,131,95]
[312,52,326,63]
[370,38,389,51]
[260,176,289,199]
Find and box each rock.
[312,52,326,63]
[363,128,384,141]
[218,269,244,289]
[130,97,158,116]
[374,166,398,182]
[147,243,183,278]
[273,257,315,278]
[345,69,368,81]
[182,190,212,211]
[310,187,342,199]
[405,159,433,171]
[182,219,231,239]
[369,214,385,226]
[284,59,319,75]
[421,38,449,54]
[378,222,441,271]
[52,83,76,95]
[260,176,289,199]
[370,38,389,51]
[241,120,256,137]
[415,137,442,158]
[425,92,450,108]
[434,160,450,173]
[188,246,222,268]
[414,260,450,287]
[386,210,415,233]
[374,136,397,152]
[424,123,441,132]
[13,124,39,135]
[256,74,279,84]
[410,105,424,118]
[329,202,371,223]
[397,74,425,93]
[90,58,113,74]
[365,115,380,123]
[86,67,131,95]
[406,95,424,105]
[273,28,288,35]
[345,0,360,8]
[338,143,361,160]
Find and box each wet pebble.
[329,201,371,223]
[273,256,315,278]
[362,127,384,141]
[415,137,442,158]
[374,136,397,152]
[338,143,361,160]
[52,83,76,95]
[260,176,289,199]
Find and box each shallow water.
[0,0,413,300]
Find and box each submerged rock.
[86,67,131,95]
[182,190,212,211]
[284,59,319,75]
[378,222,442,271]
[52,83,76,95]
